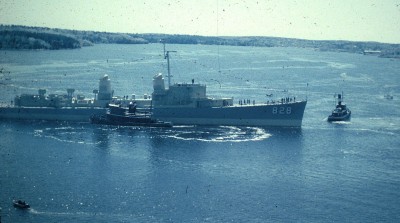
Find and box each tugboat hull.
[328,110,351,122]
[90,114,172,127]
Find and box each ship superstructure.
[0,74,151,121]
[14,74,113,109]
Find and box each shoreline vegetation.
[1,24,399,58]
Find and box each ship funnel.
[67,88,75,99]
[153,73,165,94]
[38,89,46,99]
[98,74,112,100]
[38,89,46,96]
[337,93,343,105]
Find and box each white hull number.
[272,107,292,115]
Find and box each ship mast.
[162,42,176,88]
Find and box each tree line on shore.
[0,24,399,58]
[0,25,148,50]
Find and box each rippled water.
[1,44,400,222]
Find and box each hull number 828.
[272,107,292,115]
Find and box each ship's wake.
[28,208,143,222]
[33,125,103,145]
[163,126,271,142]
[31,122,271,144]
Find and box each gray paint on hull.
[0,107,107,122]
[153,101,307,127]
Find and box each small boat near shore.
[90,104,172,127]
[13,200,30,209]
[384,94,393,100]
[328,93,351,122]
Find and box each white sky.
[1,0,400,43]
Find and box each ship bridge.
[152,73,233,108]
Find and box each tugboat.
[90,103,172,127]
[13,200,30,209]
[328,93,351,122]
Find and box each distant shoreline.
[1,24,399,58]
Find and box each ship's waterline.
[0,107,107,121]
[155,117,304,127]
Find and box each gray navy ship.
[151,74,306,127]
[0,75,150,122]
[150,49,307,127]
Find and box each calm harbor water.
[1,44,400,222]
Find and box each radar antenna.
[161,41,176,88]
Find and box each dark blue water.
[1,44,399,222]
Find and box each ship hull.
[153,101,307,127]
[0,107,107,122]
